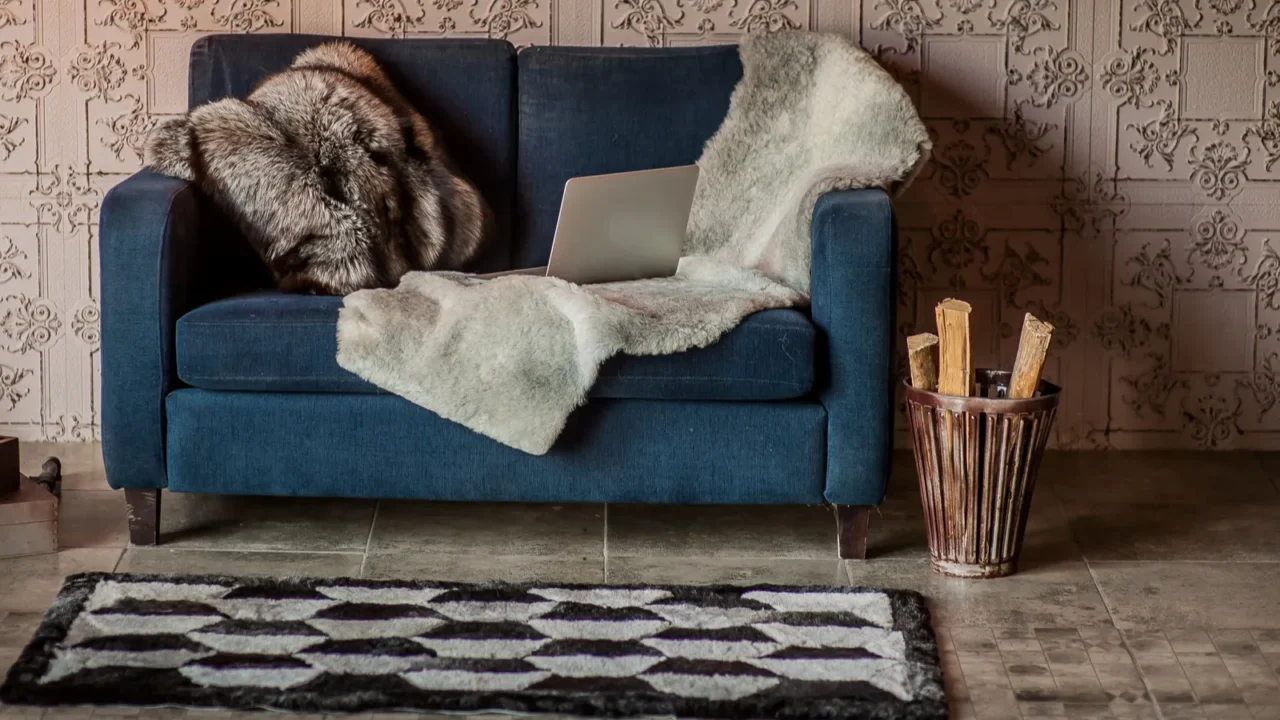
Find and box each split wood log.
[934,299,972,397]
[906,333,939,391]
[1009,313,1054,399]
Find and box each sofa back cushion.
[188,34,518,273]
[514,46,742,268]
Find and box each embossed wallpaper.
[1,1,1278,449]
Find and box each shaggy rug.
[1,573,946,719]
[336,31,930,455]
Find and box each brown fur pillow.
[145,42,491,295]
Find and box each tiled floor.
[2,443,1279,719]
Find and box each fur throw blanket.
[145,43,490,295]
[338,32,930,454]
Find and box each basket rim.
[904,368,1061,414]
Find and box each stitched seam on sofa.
[837,193,891,270]
[170,385,392,396]
[529,47,729,59]
[817,202,836,416]
[180,322,812,332]
[722,325,810,332]
[188,38,206,108]
[156,181,196,478]
[819,193,894,271]
[179,322,340,327]
[182,373,802,386]
[598,376,806,385]
[181,375,368,383]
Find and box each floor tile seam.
[993,631,1054,710]
[361,552,609,560]
[1086,558,1170,720]
[605,553,840,560]
[1083,560,1280,565]
[123,547,366,556]
[942,631,976,714]
[60,543,130,552]
[358,501,380,579]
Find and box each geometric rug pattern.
[0,573,945,718]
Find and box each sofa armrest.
[810,188,896,506]
[100,169,210,490]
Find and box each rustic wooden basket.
[904,369,1061,579]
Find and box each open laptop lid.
[545,165,699,285]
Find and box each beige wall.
[0,1,1278,449]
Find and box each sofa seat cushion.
[176,292,815,400]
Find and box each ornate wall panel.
[1,0,1277,449]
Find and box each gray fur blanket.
[337,32,930,454]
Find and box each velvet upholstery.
[176,293,814,400]
[99,35,898,512]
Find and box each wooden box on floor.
[0,475,58,558]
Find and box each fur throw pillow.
[144,42,491,295]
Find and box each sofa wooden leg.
[124,488,161,546]
[835,505,871,560]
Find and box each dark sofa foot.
[124,488,161,546]
[835,505,870,560]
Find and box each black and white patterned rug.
[1,573,946,719]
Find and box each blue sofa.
[99,34,898,559]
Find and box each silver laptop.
[479,165,699,284]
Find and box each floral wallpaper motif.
[878,0,1280,450]
[0,0,1278,449]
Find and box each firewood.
[906,333,939,391]
[1009,313,1054,399]
[934,299,972,397]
